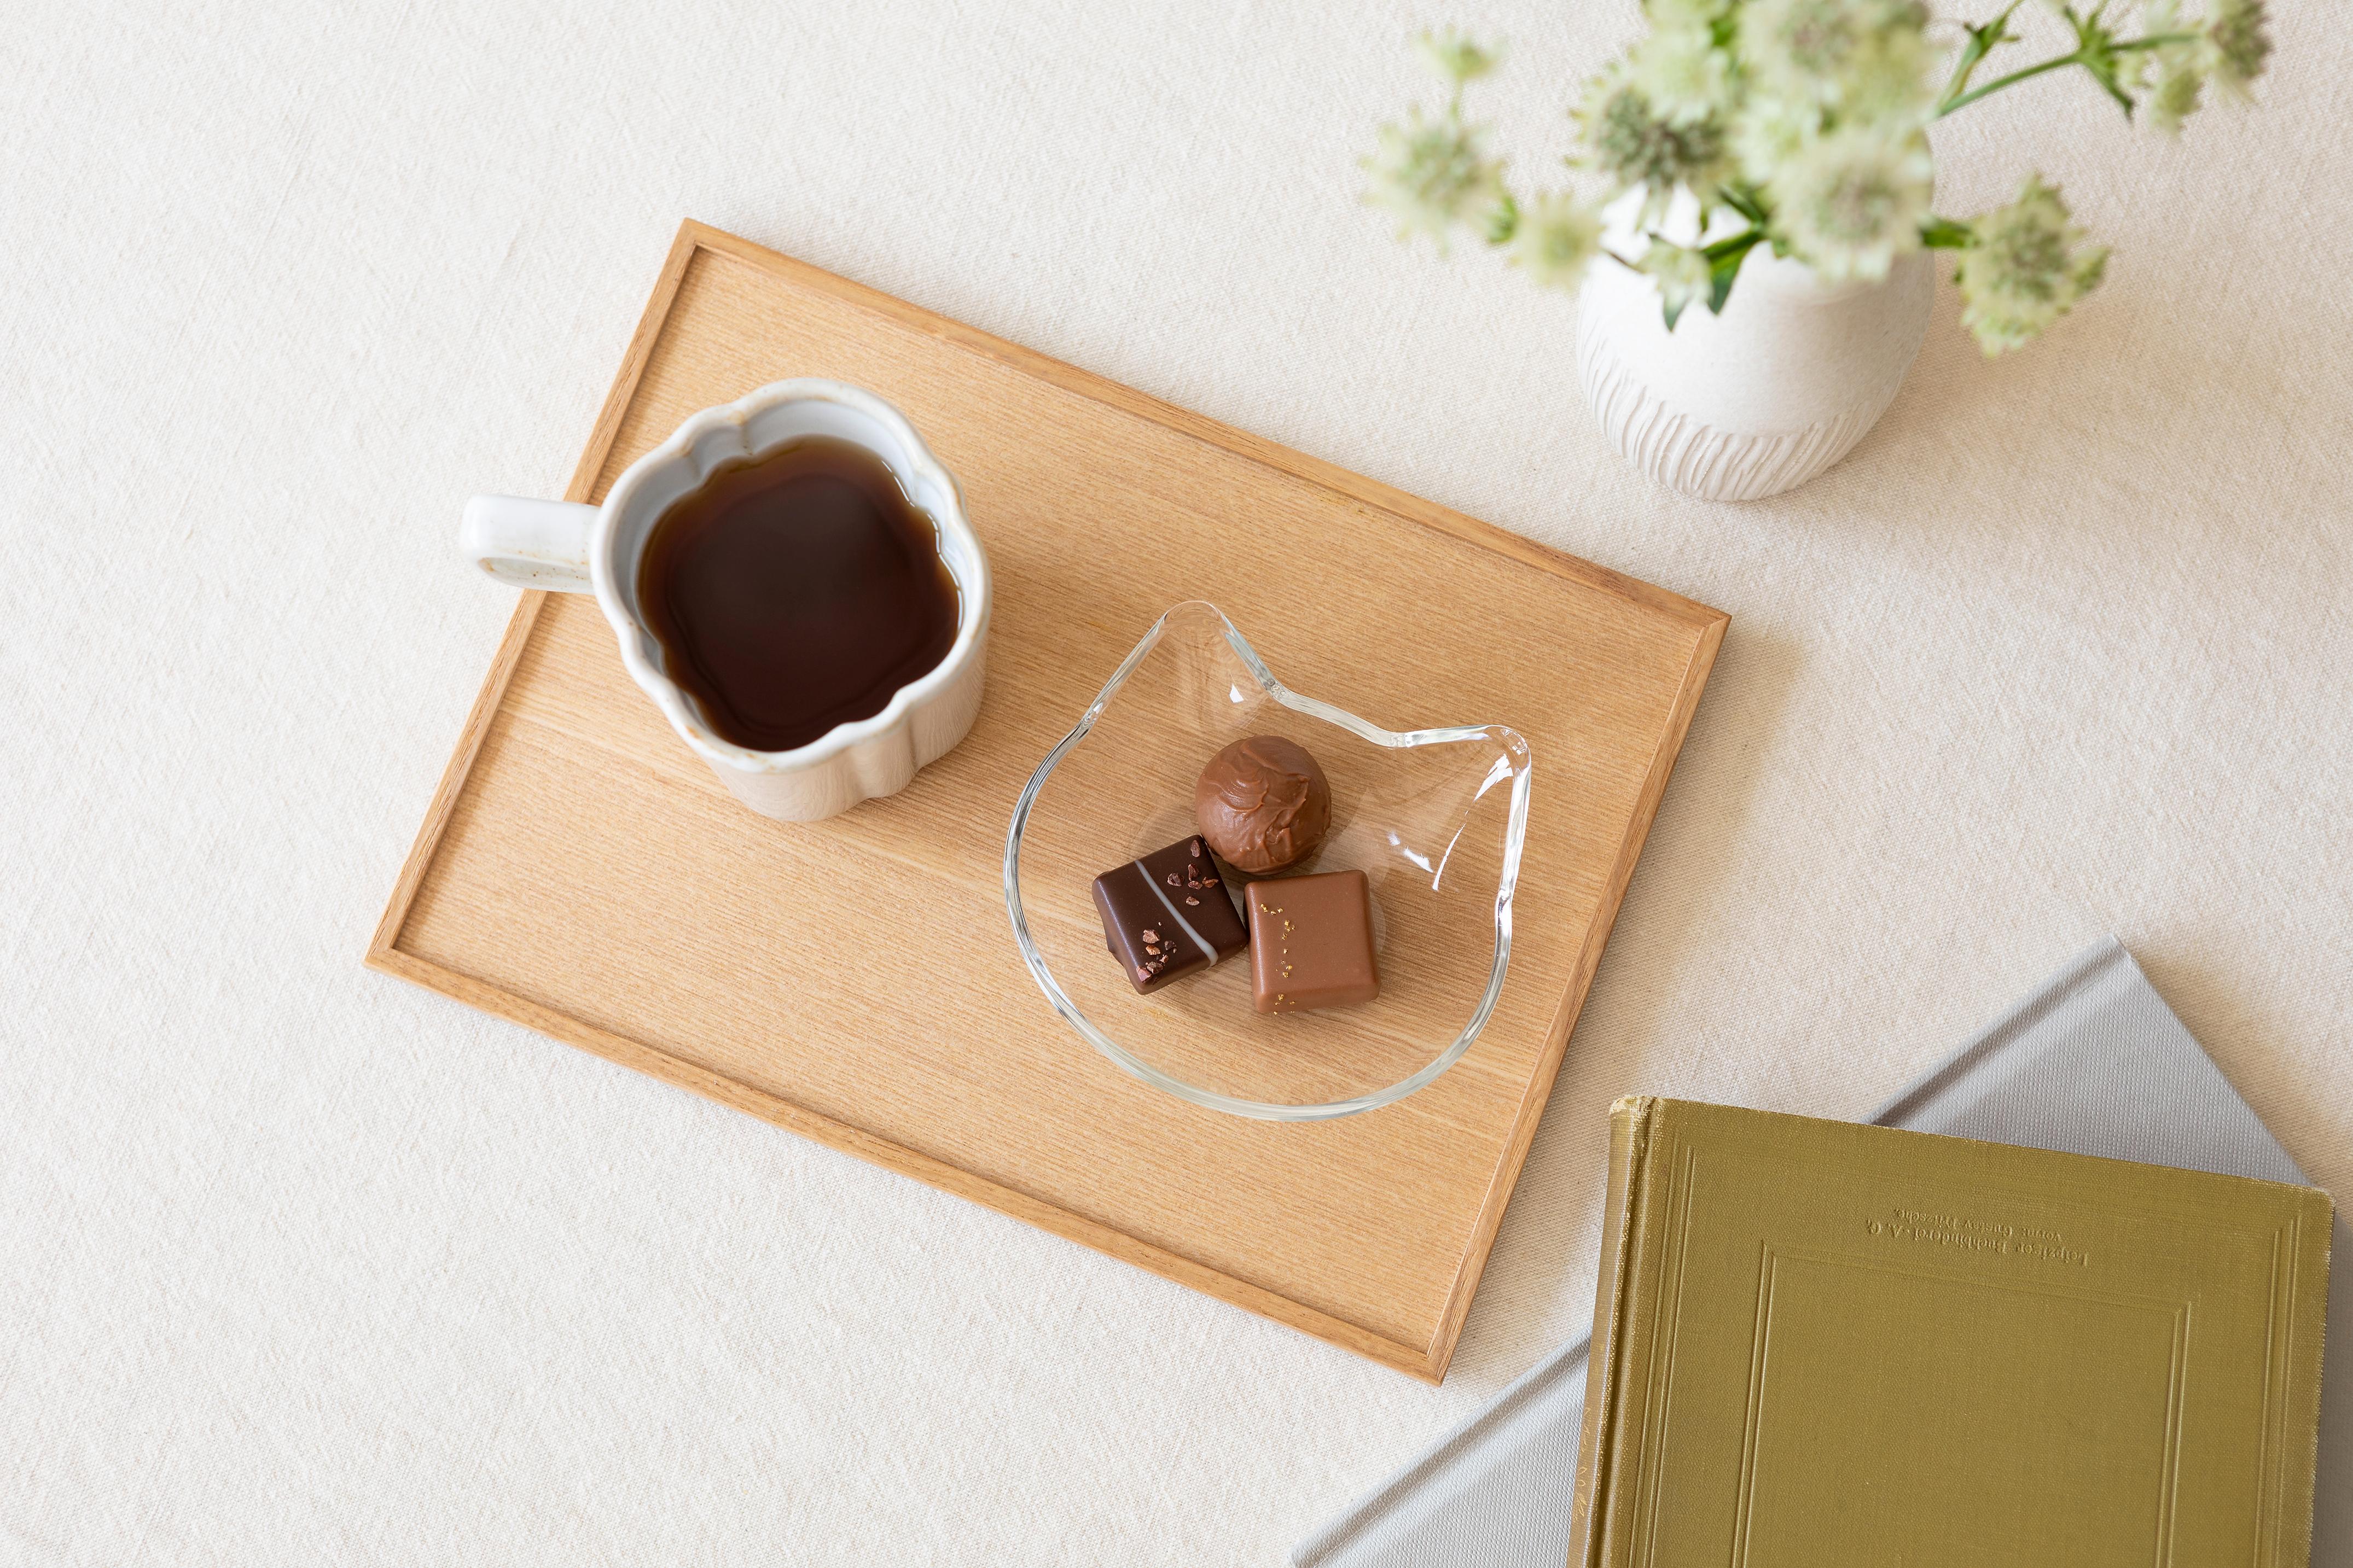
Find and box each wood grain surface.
[368,220,1727,1381]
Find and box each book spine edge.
[1566,1095,1659,1568]
[2278,1188,2333,1568]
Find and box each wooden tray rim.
[367,219,1728,1381]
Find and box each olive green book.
[1568,1097,2334,1568]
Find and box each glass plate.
[1003,601,1533,1120]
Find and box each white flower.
[1730,94,1821,184]
[1362,106,1506,250]
[1573,63,1733,221]
[1631,25,1733,126]
[2137,0,2269,132]
[1953,174,2108,353]
[1767,123,1933,281]
[2201,0,2271,98]
[1739,0,1934,124]
[1639,241,1716,324]
[1509,191,1606,291]
[2143,45,2205,132]
[2136,0,2206,132]
[1415,28,1502,89]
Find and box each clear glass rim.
[1001,600,1535,1121]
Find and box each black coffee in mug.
[636,436,961,754]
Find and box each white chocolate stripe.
[1131,860,1217,963]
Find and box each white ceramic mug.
[460,379,990,823]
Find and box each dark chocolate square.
[1245,870,1380,1013]
[1092,836,1247,994]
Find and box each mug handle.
[459,496,599,592]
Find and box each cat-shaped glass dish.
[1004,602,1533,1120]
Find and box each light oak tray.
[369,221,1727,1382]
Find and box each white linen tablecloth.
[3,2,2348,1562]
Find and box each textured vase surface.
[1577,242,1934,502]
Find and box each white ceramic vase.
[1576,224,1934,502]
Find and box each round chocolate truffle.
[1193,735,1331,875]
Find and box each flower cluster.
[1953,175,2109,353]
[1573,65,1732,223]
[2137,0,2273,132]
[1361,102,1503,252]
[1729,0,1937,282]
[1362,0,2272,354]
[1510,193,1606,290]
[1364,31,1606,284]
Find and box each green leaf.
[1484,192,1520,245]
[1704,231,1763,314]
[1721,185,1769,228]
[1919,216,1975,249]
[1700,228,1759,261]
[1661,294,1689,330]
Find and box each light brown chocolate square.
[1245,870,1379,1013]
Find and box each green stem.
[1936,50,2082,115]
[1937,20,2203,119]
[1937,1,2025,113]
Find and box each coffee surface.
[637,436,960,753]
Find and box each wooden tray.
[369,221,1726,1381]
